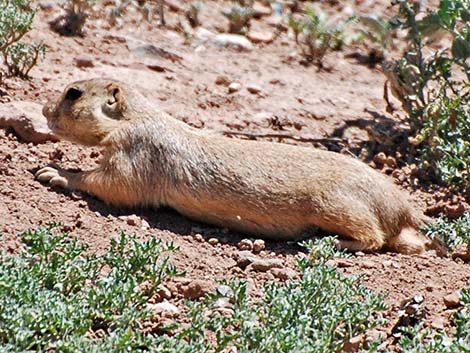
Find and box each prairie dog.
[36,78,432,254]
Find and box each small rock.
[382,260,393,268]
[325,259,337,268]
[252,239,265,253]
[238,238,253,250]
[365,329,387,344]
[270,267,297,280]
[246,84,262,95]
[38,0,57,11]
[431,316,446,330]
[0,101,59,144]
[443,292,461,308]
[193,233,204,242]
[247,31,275,44]
[125,214,140,226]
[386,156,397,168]
[235,250,258,268]
[181,279,216,300]
[215,75,231,86]
[252,3,272,18]
[208,238,219,245]
[148,300,179,317]
[335,258,354,268]
[265,16,288,31]
[216,285,234,298]
[445,203,465,219]
[452,245,470,262]
[212,34,253,51]
[214,297,231,308]
[141,219,150,230]
[74,55,94,68]
[373,152,387,166]
[127,38,183,62]
[249,258,283,272]
[194,27,216,41]
[361,260,376,269]
[342,334,364,352]
[228,82,242,94]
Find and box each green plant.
[299,235,350,265]
[0,224,180,352]
[0,228,387,352]
[222,5,256,34]
[178,237,385,353]
[288,6,354,66]
[424,213,470,251]
[0,0,45,82]
[384,0,470,187]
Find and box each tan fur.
[36,78,433,254]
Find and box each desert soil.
[1,0,469,350]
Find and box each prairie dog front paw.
[35,166,70,188]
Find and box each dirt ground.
[1,0,469,349]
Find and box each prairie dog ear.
[105,83,124,112]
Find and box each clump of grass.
[287,6,355,67]
[49,0,95,36]
[222,4,256,34]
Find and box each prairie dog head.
[43,78,146,146]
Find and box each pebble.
[228,82,242,94]
[247,31,275,44]
[452,247,470,262]
[193,233,204,242]
[252,3,272,17]
[212,34,253,51]
[246,84,262,95]
[125,214,140,226]
[74,55,95,68]
[215,75,231,86]
[373,152,387,166]
[238,239,253,251]
[208,238,219,245]
[270,267,297,280]
[252,239,265,253]
[249,258,283,272]
[443,292,461,308]
[335,258,354,268]
[386,156,397,168]
[235,250,258,268]
[431,316,446,330]
[141,219,150,230]
[361,260,376,269]
[148,300,179,317]
[181,279,215,300]
[365,329,387,344]
[342,334,363,352]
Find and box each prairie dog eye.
[65,87,82,101]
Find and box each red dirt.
[1,0,469,349]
